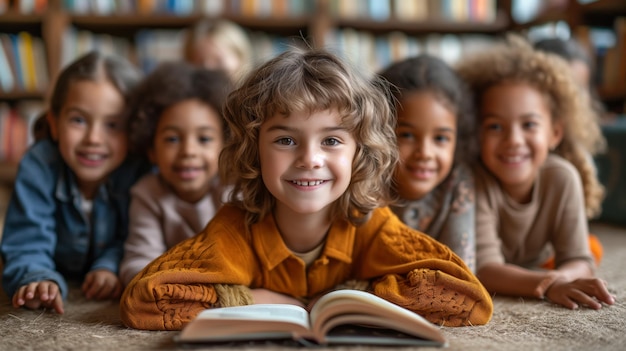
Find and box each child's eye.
[69,116,86,125]
[199,136,214,144]
[164,135,179,144]
[106,121,125,131]
[484,123,501,132]
[523,121,538,129]
[434,134,451,143]
[322,137,341,146]
[276,137,294,146]
[396,131,415,140]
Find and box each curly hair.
[220,48,399,228]
[127,62,232,155]
[456,35,606,218]
[378,54,476,164]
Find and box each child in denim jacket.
[1,51,147,314]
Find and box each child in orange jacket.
[120,48,493,331]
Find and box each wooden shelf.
[333,14,509,35]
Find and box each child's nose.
[85,125,103,144]
[504,126,524,145]
[297,145,324,169]
[182,138,198,156]
[413,139,433,159]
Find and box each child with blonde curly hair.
[119,48,493,331]
[456,36,614,310]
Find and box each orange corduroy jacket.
[120,205,493,330]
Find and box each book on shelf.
[175,289,447,347]
[0,37,14,92]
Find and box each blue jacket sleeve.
[1,143,69,298]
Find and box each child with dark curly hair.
[120,48,493,331]
[457,36,614,310]
[118,62,232,286]
[379,55,477,272]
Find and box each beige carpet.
[0,222,624,351]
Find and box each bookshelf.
[11,0,615,182]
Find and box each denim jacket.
[1,139,147,299]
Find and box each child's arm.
[359,208,493,327]
[119,182,168,286]
[120,208,259,330]
[1,145,69,300]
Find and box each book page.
[309,290,445,344]
[177,304,313,342]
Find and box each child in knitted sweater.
[120,48,493,331]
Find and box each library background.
[0,0,625,224]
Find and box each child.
[379,55,476,272]
[119,62,232,286]
[456,36,615,309]
[182,18,253,82]
[119,48,493,331]
[0,51,146,314]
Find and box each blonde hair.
[220,48,398,228]
[183,18,252,75]
[456,35,606,218]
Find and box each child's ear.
[45,112,59,141]
[550,119,564,150]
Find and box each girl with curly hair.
[379,54,477,272]
[456,36,614,310]
[119,48,493,331]
[119,62,232,286]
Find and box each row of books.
[0,32,49,93]
[60,27,299,74]
[329,0,498,22]
[0,100,43,164]
[60,0,313,17]
[0,0,48,14]
[325,28,496,75]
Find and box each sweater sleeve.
[360,208,493,327]
[119,207,257,330]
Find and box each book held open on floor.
[175,289,447,347]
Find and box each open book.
[175,289,447,347]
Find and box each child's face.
[479,82,563,202]
[258,109,356,218]
[50,79,128,198]
[193,37,242,79]
[149,99,223,203]
[394,91,457,200]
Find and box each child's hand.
[250,288,305,308]
[545,278,616,310]
[82,269,122,300]
[12,281,64,314]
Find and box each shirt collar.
[252,213,355,271]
